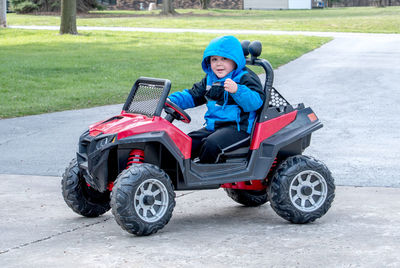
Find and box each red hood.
[89,113,150,136]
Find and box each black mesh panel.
[124,82,165,117]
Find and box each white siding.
[288,0,311,9]
[244,0,288,9]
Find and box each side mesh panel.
[124,82,165,117]
[269,87,289,108]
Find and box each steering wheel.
[164,100,191,124]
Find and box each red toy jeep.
[62,41,335,236]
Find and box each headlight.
[95,135,116,150]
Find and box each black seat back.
[217,41,273,162]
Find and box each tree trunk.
[200,0,209,9]
[60,0,78,35]
[0,0,6,28]
[160,0,178,15]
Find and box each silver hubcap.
[289,170,327,212]
[134,179,169,222]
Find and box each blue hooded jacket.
[169,36,264,133]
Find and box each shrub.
[10,0,99,13]
[11,0,39,13]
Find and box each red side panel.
[250,111,298,150]
[117,115,192,159]
[221,180,267,190]
[89,112,192,159]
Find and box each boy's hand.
[224,79,238,94]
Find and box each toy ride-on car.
[62,41,335,236]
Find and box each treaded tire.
[268,155,335,224]
[61,158,111,217]
[224,188,268,207]
[111,163,175,236]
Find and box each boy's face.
[210,56,237,79]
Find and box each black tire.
[111,163,175,236]
[224,188,268,207]
[61,158,111,217]
[268,155,335,224]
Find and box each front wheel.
[61,158,111,217]
[111,163,175,236]
[268,155,335,224]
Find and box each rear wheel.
[61,158,111,217]
[268,155,335,223]
[224,188,268,207]
[111,163,175,236]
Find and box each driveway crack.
[0,216,112,255]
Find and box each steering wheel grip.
[164,100,191,124]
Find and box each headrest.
[241,40,262,58]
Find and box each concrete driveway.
[1,174,399,267]
[1,30,399,267]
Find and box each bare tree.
[0,0,6,28]
[160,0,178,15]
[60,0,78,35]
[200,0,210,9]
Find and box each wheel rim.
[289,170,327,212]
[134,179,169,223]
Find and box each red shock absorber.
[266,157,279,180]
[126,149,144,169]
[271,157,278,169]
[107,149,144,192]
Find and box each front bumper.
[77,130,115,192]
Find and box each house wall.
[244,0,312,9]
[288,0,311,8]
[244,0,288,9]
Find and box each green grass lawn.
[3,6,396,118]
[6,7,400,33]
[0,29,330,118]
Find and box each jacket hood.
[201,36,246,81]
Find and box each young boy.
[169,36,265,163]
